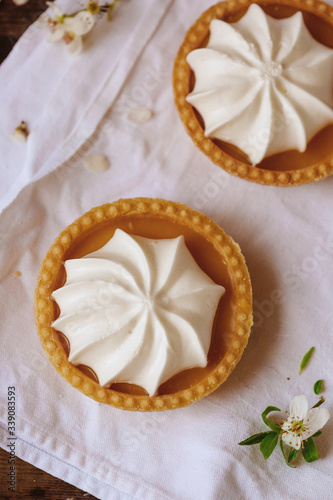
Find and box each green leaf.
[312,431,322,438]
[299,346,315,374]
[261,406,281,432]
[279,439,296,468]
[314,379,323,395]
[288,447,298,464]
[302,438,318,463]
[239,432,272,446]
[312,397,325,409]
[260,432,279,460]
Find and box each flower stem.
[311,397,325,409]
[107,0,121,22]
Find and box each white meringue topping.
[186,4,333,165]
[52,229,225,396]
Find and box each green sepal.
[279,439,296,468]
[107,0,121,21]
[313,380,323,395]
[261,406,281,432]
[302,438,318,463]
[299,346,314,374]
[260,432,279,459]
[312,397,325,409]
[288,447,298,464]
[238,432,272,446]
[312,431,322,438]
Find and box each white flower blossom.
[281,395,330,450]
[38,2,95,56]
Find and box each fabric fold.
[0,0,173,214]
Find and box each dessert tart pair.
[35,199,252,411]
[35,0,333,410]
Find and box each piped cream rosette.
[51,230,225,397]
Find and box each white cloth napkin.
[0,0,172,213]
[1,1,333,499]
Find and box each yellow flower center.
[290,420,307,436]
[56,15,66,24]
[87,2,100,14]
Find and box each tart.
[35,198,252,411]
[173,0,333,187]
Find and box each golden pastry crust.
[35,198,253,411]
[173,0,333,187]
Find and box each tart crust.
[35,198,253,411]
[173,0,333,187]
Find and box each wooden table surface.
[0,0,49,63]
[0,1,98,498]
[0,447,97,499]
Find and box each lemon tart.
[173,0,333,186]
[35,198,252,411]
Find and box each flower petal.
[291,435,301,450]
[48,2,63,18]
[13,129,27,143]
[36,13,51,30]
[66,36,83,57]
[289,395,308,419]
[65,11,95,36]
[281,417,292,432]
[47,26,65,43]
[305,408,330,437]
[281,432,301,450]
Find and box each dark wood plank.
[0,1,98,497]
[0,0,48,33]
[0,35,16,63]
[0,0,49,63]
[0,447,98,499]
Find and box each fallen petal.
[13,121,29,142]
[13,129,27,142]
[127,106,153,124]
[83,154,110,173]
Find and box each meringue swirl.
[186,4,333,165]
[52,229,225,396]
